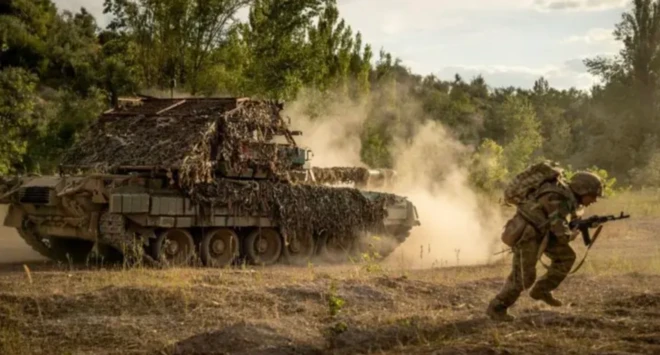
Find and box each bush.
[629,152,660,188]
[468,139,509,195]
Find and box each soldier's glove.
[569,228,580,242]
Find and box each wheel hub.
[290,239,300,253]
[165,240,179,255]
[212,239,226,254]
[257,238,268,253]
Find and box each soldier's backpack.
[503,161,566,207]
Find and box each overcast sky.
[53,0,630,90]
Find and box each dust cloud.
[285,92,505,269]
[385,121,505,268]
[283,93,368,168]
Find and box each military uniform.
[487,171,604,321]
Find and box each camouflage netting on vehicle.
[61,115,216,172]
[60,99,297,189]
[309,167,371,185]
[205,100,295,184]
[191,178,397,241]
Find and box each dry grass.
[1,192,659,355]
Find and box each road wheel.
[282,233,315,265]
[244,228,282,266]
[355,233,399,260]
[151,228,195,266]
[200,228,240,267]
[317,233,354,264]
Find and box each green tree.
[584,0,660,175]
[495,95,543,175]
[0,0,57,74]
[0,67,41,174]
[104,0,250,92]
[468,138,509,195]
[240,0,327,99]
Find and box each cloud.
[53,0,109,26]
[435,59,600,90]
[378,10,465,36]
[563,28,613,44]
[338,0,529,38]
[564,57,588,72]
[561,27,623,53]
[534,0,628,11]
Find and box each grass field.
[0,191,659,355]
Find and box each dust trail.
[285,90,505,269]
[384,121,505,268]
[283,93,368,168]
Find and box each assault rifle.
[568,212,630,246]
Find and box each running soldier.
[487,171,604,321]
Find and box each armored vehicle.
[0,97,420,267]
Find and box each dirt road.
[0,216,658,354]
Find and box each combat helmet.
[568,171,604,197]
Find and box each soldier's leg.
[529,238,577,306]
[487,228,539,321]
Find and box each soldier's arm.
[539,192,574,243]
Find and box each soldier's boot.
[529,288,563,307]
[486,298,515,322]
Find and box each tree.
[239,0,328,99]
[103,0,250,92]
[584,0,660,171]
[0,67,40,174]
[0,0,57,74]
[495,95,543,175]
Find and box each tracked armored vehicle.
[0,97,420,267]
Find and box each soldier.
[486,171,604,321]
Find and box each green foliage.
[98,31,143,104]
[630,152,660,187]
[360,124,391,168]
[468,139,509,195]
[239,0,325,99]
[103,0,250,92]
[27,89,106,173]
[0,67,40,174]
[496,95,543,175]
[326,280,345,317]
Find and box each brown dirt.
[0,215,658,354]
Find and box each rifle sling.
[536,224,603,273]
[569,225,603,274]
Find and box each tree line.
[1,0,660,191]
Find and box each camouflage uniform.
[487,172,604,321]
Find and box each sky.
[52,0,631,90]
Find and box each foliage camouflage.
[60,97,296,187]
[192,178,396,244]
